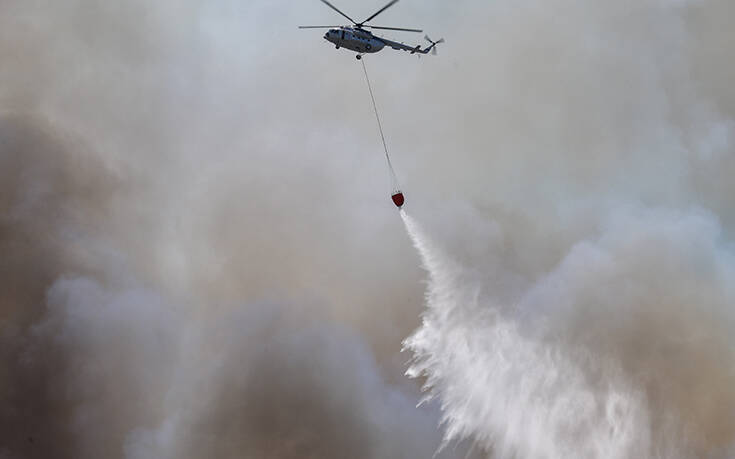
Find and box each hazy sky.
[1,0,735,458]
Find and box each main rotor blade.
[362,0,399,24]
[299,25,342,29]
[319,0,357,25]
[364,25,422,33]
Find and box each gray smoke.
[0,0,463,456]
[0,114,463,458]
[1,0,734,458]
[397,0,735,457]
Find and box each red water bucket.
[391,192,405,208]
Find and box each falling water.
[400,209,735,458]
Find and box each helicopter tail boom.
[378,35,443,55]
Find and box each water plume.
[401,208,735,458]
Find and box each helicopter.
[299,0,444,60]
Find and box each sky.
[1,0,735,458]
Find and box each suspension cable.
[361,59,400,190]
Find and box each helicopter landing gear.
[336,45,340,49]
[356,54,363,60]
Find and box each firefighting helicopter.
[299,0,444,60]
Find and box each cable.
[361,59,400,191]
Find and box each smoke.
[0,1,454,455]
[1,0,734,458]
[33,277,445,459]
[0,114,462,458]
[391,1,735,456]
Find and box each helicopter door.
[341,30,345,40]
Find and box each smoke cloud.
[0,114,459,458]
[0,1,457,456]
[398,1,735,456]
[1,0,734,458]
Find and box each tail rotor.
[424,35,445,55]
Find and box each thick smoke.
[0,115,460,458]
[397,0,735,457]
[1,0,734,458]
[0,1,460,457]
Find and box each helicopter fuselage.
[324,27,386,54]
